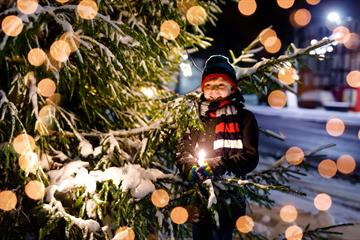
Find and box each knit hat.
[201,55,237,90]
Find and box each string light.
[318,159,337,178]
[186,5,207,26]
[332,26,350,44]
[12,134,36,155]
[151,189,169,208]
[264,36,282,53]
[277,0,294,9]
[37,78,56,97]
[326,118,345,137]
[306,0,321,5]
[17,0,38,15]
[278,67,298,85]
[50,40,71,62]
[60,32,80,53]
[314,193,332,211]
[285,146,304,165]
[268,90,286,109]
[27,48,47,67]
[285,225,303,240]
[170,206,188,224]
[25,180,45,200]
[177,0,197,13]
[292,8,312,28]
[19,151,38,174]
[114,226,135,240]
[77,0,98,20]
[160,20,180,40]
[346,70,360,88]
[0,190,17,211]
[344,33,360,50]
[280,205,298,223]
[259,28,277,46]
[235,215,254,233]
[238,0,257,16]
[337,155,356,174]
[1,15,24,37]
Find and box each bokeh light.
[50,40,71,62]
[186,5,207,26]
[318,159,337,178]
[177,0,197,13]
[236,215,254,233]
[60,32,80,53]
[115,226,135,240]
[268,90,286,109]
[19,151,38,174]
[332,26,350,44]
[0,190,17,211]
[12,133,36,155]
[17,0,38,14]
[277,0,294,9]
[151,189,169,208]
[259,28,277,45]
[314,193,332,211]
[264,36,282,53]
[27,48,47,67]
[1,15,24,37]
[160,20,180,40]
[238,0,257,16]
[25,180,45,200]
[285,146,304,165]
[77,0,98,20]
[170,206,188,224]
[285,225,303,240]
[337,155,356,174]
[326,118,345,137]
[344,33,360,50]
[46,93,62,105]
[38,78,56,97]
[346,70,360,88]
[291,8,312,28]
[306,0,320,5]
[278,67,298,85]
[280,205,298,223]
[56,0,69,3]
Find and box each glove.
[187,165,213,182]
[204,156,225,176]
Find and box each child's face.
[203,77,233,102]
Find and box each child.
[176,55,259,240]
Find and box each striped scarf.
[201,91,244,156]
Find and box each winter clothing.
[201,55,237,90]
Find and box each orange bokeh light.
[306,0,321,5]
[236,215,254,233]
[264,36,282,53]
[19,151,38,174]
[278,67,298,85]
[337,155,356,174]
[47,93,62,105]
[50,40,71,62]
[27,48,47,67]
[326,118,345,137]
[17,0,38,14]
[277,0,294,9]
[344,33,360,50]
[160,20,180,41]
[25,180,45,200]
[292,8,312,28]
[0,190,17,211]
[280,205,298,223]
[38,78,56,97]
[318,159,337,178]
[285,225,303,240]
[259,28,277,45]
[238,0,257,16]
[346,70,360,88]
[56,0,69,3]
[186,5,207,26]
[60,32,80,53]
[177,0,197,13]
[285,146,304,165]
[151,189,170,208]
[332,26,350,44]
[12,133,36,155]
[170,206,188,224]
[77,0,98,20]
[1,15,24,37]
[268,90,286,109]
[115,226,135,240]
[314,193,332,211]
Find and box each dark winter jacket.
[176,92,259,179]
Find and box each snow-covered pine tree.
[0,0,351,239]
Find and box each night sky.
[195,0,360,58]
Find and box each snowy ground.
[248,156,360,239]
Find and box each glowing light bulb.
[236,215,254,233]
[1,15,24,37]
[17,0,38,14]
[238,0,257,16]
[285,146,304,165]
[160,20,180,40]
[268,90,286,109]
[50,40,71,62]
[151,189,170,208]
[326,118,345,137]
[37,78,56,97]
[186,5,207,26]
[285,225,303,240]
[314,193,332,211]
[0,190,17,211]
[12,133,36,155]
[277,0,294,9]
[60,32,81,53]
[318,159,337,178]
[170,206,188,224]
[25,180,45,200]
[280,205,298,223]
[19,151,38,174]
[27,48,47,67]
[77,0,98,20]
[114,226,135,240]
[198,149,206,166]
[337,155,356,174]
